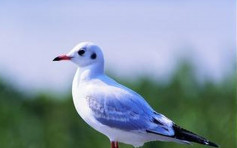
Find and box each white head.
[53,42,104,75]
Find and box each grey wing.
[86,93,175,136]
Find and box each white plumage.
[53,42,218,148]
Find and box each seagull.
[53,42,218,148]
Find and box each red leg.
[115,141,119,148]
[111,141,115,148]
[111,141,119,148]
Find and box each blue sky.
[0,0,235,93]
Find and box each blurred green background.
[0,0,236,148]
[0,64,236,148]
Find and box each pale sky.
[0,0,235,93]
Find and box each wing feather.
[86,84,174,136]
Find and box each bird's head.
[53,42,104,68]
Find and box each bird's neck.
[75,63,104,82]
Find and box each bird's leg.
[115,141,119,148]
[111,141,119,148]
[111,141,115,148]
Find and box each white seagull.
[53,42,218,148]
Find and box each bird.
[53,42,218,148]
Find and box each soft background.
[0,0,236,148]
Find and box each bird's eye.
[78,49,85,56]
[91,53,97,59]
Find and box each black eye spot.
[91,53,97,59]
[78,49,85,56]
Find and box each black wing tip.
[205,141,219,147]
[173,124,219,148]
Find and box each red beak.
[53,55,71,61]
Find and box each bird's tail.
[173,124,218,147]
